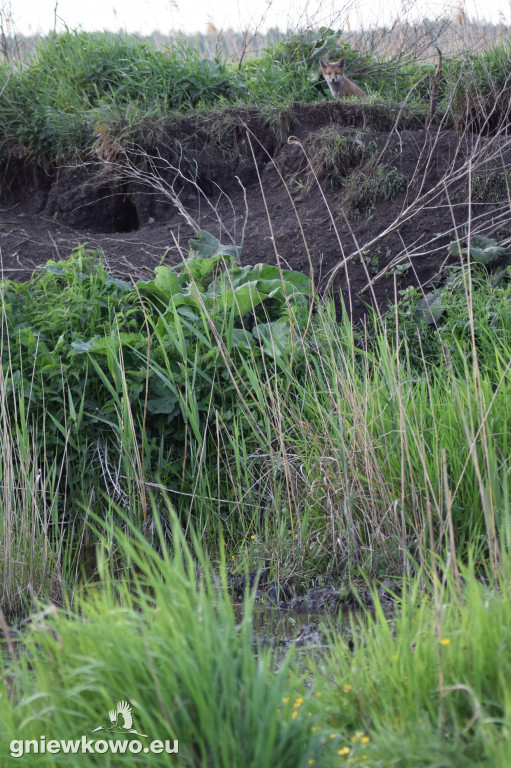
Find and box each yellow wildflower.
[338,746,351,755]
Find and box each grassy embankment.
[3,26,509,165]
[1,28,511,766]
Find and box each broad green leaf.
[224,263,312,296]
[470,234,496,249]
[42,263,67,276]
[232,328,255,352]
[252,321,293,357]
[104,275,132,292]
[414,289,446,325]
[188,230,241,264]
[182,255,227,285]
[136,266,181,302]
[71,333,142,355]
[71,337,100,353]
[478,246,511,262]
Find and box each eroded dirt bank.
[1,101,510,320]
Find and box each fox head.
[320,57,346,84]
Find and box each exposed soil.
[1,102,510,321]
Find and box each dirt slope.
[1,102,509,321]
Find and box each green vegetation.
[306,129,375,190]
[2,237,511,764]
[0,233,310,607]
[339,160,406,216]
[318,560,511,766]
[449,42,511,130]
[3,235,510,594]
[0,521,318,768]
[3,27,511,166]
[2,23,511,768]
[2,513,511,766]
[293,129,406,214]
[469,170,511,203]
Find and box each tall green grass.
[2,514,511,766]
[315,556,511,766]
[1,237,511,762]
[0,513,318,768]
[0,29,322,164]
[1,238,510,605]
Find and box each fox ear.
[337,57,346,69]
[319,58,328,69]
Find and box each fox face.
[320,57,366,99]
[320,58,347,86]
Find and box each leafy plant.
[1,234,311,532]
[448,234,511,266]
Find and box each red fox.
[319,58,367,99]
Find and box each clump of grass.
[469,169,511,203]
[339,159,406,216]
[362,97,430,130]
[240,56,318,105]
[316,558,511,766]
[449,42,511,132]
[0,30,244,165]
[3,505,511,767]
[0,360,64,618]
[306,128,375,191]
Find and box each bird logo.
[93,701,148,737]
